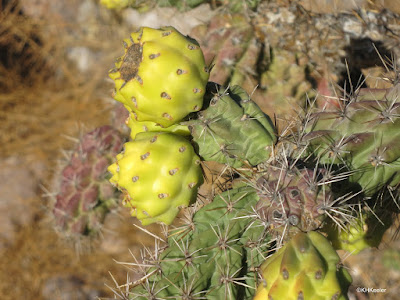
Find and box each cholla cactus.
[48,17,400,298]
[52,125,124,238]
[101,25,400,300]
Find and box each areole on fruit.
[109,26,210,127]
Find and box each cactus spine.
[49,23,400,300]
[52,125,124,238]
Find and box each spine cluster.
[50,21,400,299]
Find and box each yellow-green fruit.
[324,214,390,254]
[108,132,203,225]
[254,231,352,300]
[100,0,130,9]
[127,113,190,139]
[109,26,210,127]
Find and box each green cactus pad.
[109,26,209,127]
[130,186,271,299]
[303,92,400,196]
[108,132,203,225]
[187,83,276,168]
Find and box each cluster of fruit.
[107,26,209,225]
[51,24,400,299]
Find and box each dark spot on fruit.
[162,31,172,36]
[193,88,201,93]
[119,43,143,83]
[149,53,160,59]
[282,268,289,280]
[150,136,157,143]
[187,44,198,50]
[158,193,169,198]
[297,291,304,300]
[193,105,199,110]
[315,270,322,280]
[140,152,150,160]
[162,113,173,120]
[132,96,138,107]
[169,168,178,175]
[132,176,139,182]
[188,182,196,188]
[179,146,186,152]
[161,92,171,99]
[177,69,186,75]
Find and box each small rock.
[298,0,366,13]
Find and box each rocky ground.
[1,0,400,299]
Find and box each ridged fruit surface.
[254,231,352,300]
[323,212,392,254]
[53,125,124,237]
[108,131,203,225]
[109,26,209,127]
[127,112,190,139]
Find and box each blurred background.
[1,0,400,299]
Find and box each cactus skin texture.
[130,186,270,299]
[255,166,333,240]
[127,112,190,140]
[187,83,276,168]
[323,211,392,254]
[108,131,203,225]
[109,26,210,127]
[53,125,124,237]
[190,14,253,87]
[253,231,352,300]
[302,85,400,196]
